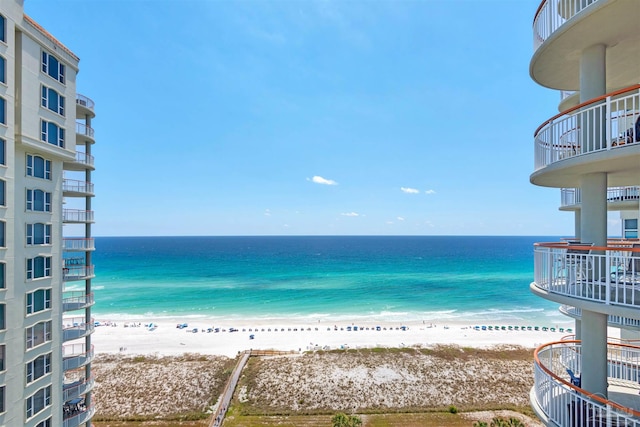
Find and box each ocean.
[81,235,566,325]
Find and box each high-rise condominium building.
[0,1,96,426]
[528,0,640,425]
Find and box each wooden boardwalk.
[208,349,297,427]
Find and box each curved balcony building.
[529,0,640,424]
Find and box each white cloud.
[309,176,338,185]
[341,212,360,217]
[401,187,420,194]
[264,209,271,216]
[425,189,436,195]
[397,216,405,221]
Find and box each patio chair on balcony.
[567,368,581,387]
[611,244,640,286]
[565,243,594,281]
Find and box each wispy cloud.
[264,209,271,216]
[425,189,436,195]
[401,187,419,194]
[397,216,405,221]
[309,176,338,185]
[341,212,360,217]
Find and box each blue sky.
[26,0,589,236]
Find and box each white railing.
[73,151,94,168]
[533,0,602,51]
[561,90,576,100]
[75,122,94,139]
[62,317,95,341]
[63,403,95,427]
[62,292,94,312]
[533,242,640,307]
[63,238,95,251]
[63,179,94,195]
[534,341,640,426]
[63,375,95,402]
[63,343,94,371]
[63,209,94,223]
[63,265,95,282]
[534,85,640,171]
[76,94,95,111]
[560,305,640,329]
[560,186,640,207]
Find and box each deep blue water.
[84,236,563,323]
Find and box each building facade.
[528,0,640,425]
[0,1,96,426]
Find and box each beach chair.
[567,368,581,387]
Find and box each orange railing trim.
[533,0,546,25]
[534,84,640,137]
[534,241,640,253]
[534,340,640,418]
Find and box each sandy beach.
[90,317,576,357]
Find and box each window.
[35,418,51,427]
[0,385,4,414]
[0,220,4,247]
[26,385,51,419]
[41,51,64,84]
[0,345,4,371]
[625,219,638,239]
[0,179,4,206]
[0,304,4,329]
[27,256,52,280]
[0,263,4,289]
[26,321,52,349]
[27,155,52,179]
[41,86,65,116]
[0,138,5,165]
[0,55,5,84]
[26,289,51,314]
[26,189,52,212]
[27,223,52,245]
[0,96,5,124]
[26,353,51,383]
[0,14,5,43]
[40,120,64,148]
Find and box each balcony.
[560,305,640,330]
[63,209,94,223]
[76,93,95,118]
[62,291,94,312]
[63,343,94,371]
[64,151,95,172]
[532,242,640,314]
[532,340,640,426]
[63,264,95,282]
[531,1,640,90]
[62,317,95,342]
[63,403,95,427]
[63,179,94,196]
[75,122,95,145]
[63,375,95,402]
[532,85,640,188]
[560,186,640,209]
[63,238,95,251]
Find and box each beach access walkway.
[209,349,297,427]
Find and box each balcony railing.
[63,209,94,223]
[63,343,94,371]
[63,403,95,427]
[73,151,94,168]
[533,242,640,308]
[63,265,95,282]
[63,238,95,251]
[63,375,95,402]
[560,186,640,207]
[63,179,94,195]
[62,292,94,312]
[534,85,640,171]
[75,122,94,139]
[533,340,640,426]
[533,0,601,51]
[62,317,95,341]
[560,305,640,329]
[76,94,95,112]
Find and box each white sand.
[91,317,575,357]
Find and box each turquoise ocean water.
[81,236,566,325]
